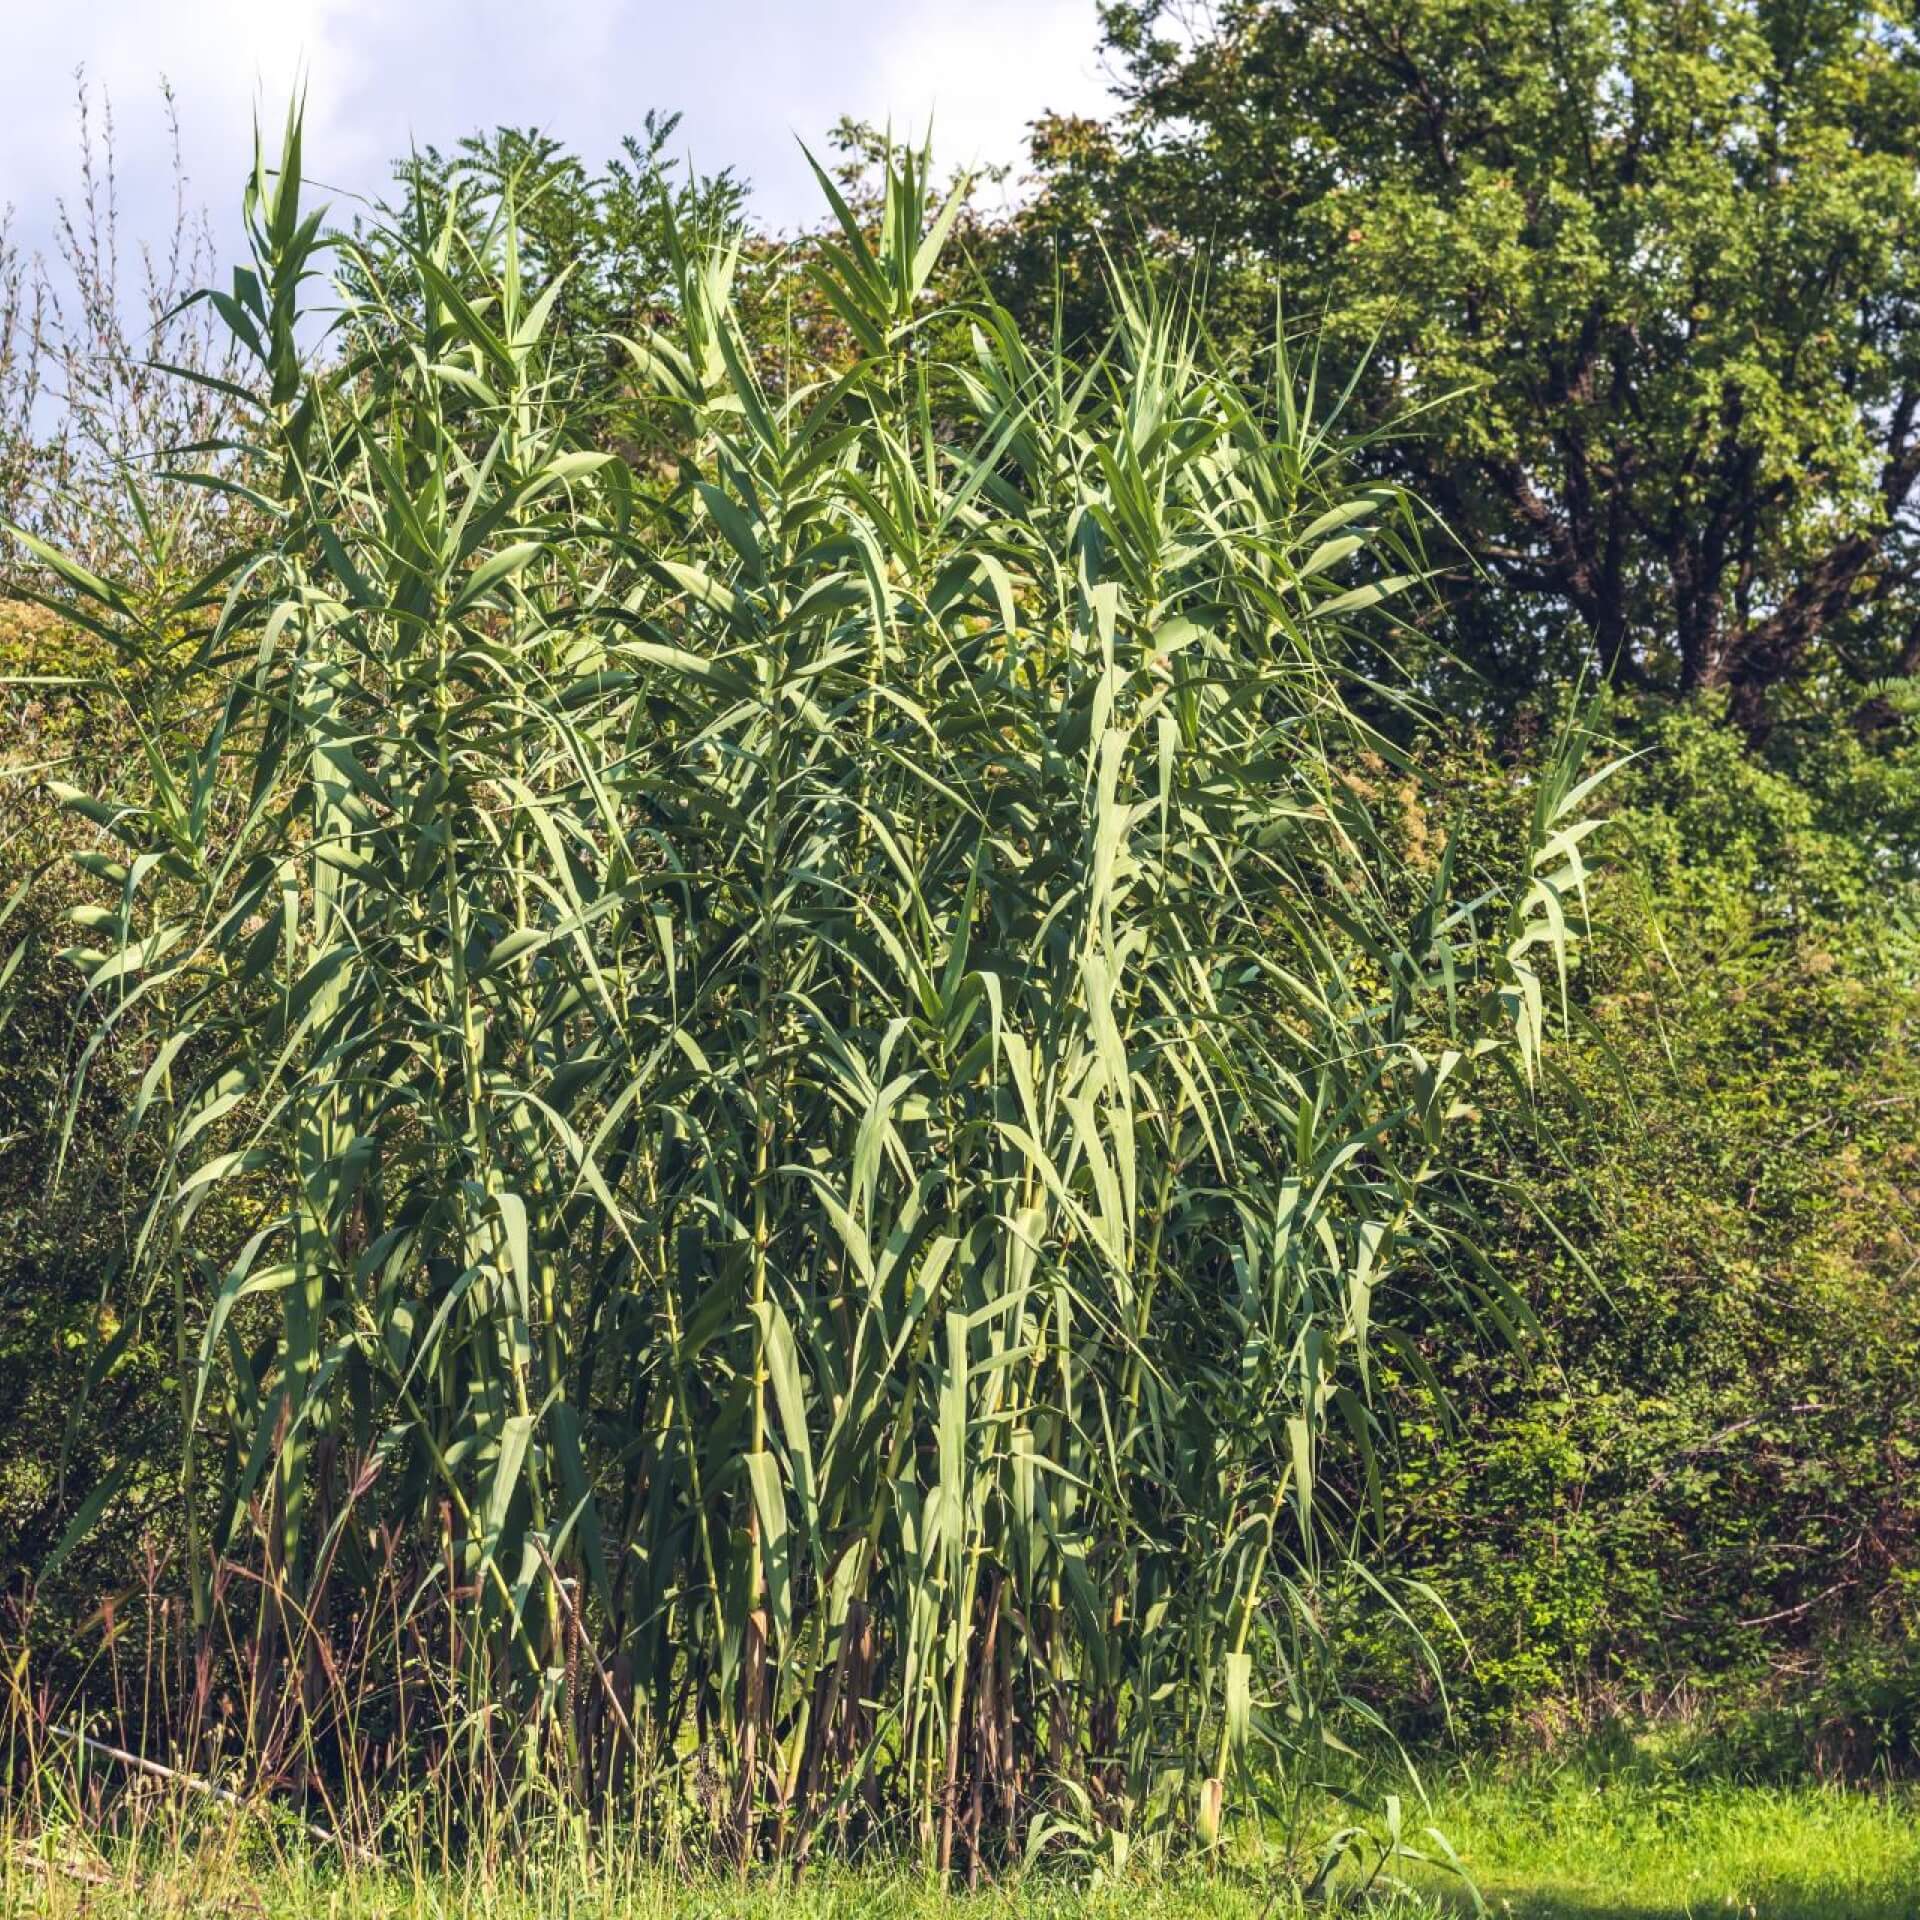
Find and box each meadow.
[6,1776,1918,1918]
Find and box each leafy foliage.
[0,604,179,1600]
[5,109,1606,1866]
[7,7,1917,1853]
[1010,0,1920,728]
[1345,703,1920,1771]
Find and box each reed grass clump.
[7,110,1610,1876]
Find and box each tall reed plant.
[7,108,1613,1874]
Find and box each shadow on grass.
[1428,1880,1920,1920]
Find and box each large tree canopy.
[1010,0,1920,725]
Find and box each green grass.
[6,1779,1915,1919]
[1415,1774,1920,1918]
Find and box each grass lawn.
[1414,1774,1920,1918]
[3,1779,1915,1918]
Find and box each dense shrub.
[0,603,180,1597]
[1351,702,1920,1773]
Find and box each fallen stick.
[46,1724,379,1863]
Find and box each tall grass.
[5,108,1611,1876]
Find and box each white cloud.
[1,0,1117,260]
[866,2,1115,199]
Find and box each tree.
[352,117,751,436]
[374,117,747,334]
[359,121,977,440]
[1010,0,1920,728]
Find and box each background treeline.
[2,0,1916,1793]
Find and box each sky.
[1,0,1120,268]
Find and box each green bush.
[0,604,181,1598]
[1348,701,1920,1772]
